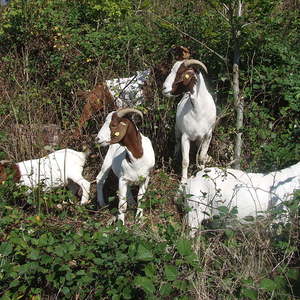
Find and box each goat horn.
[183,59,208,73]
[117,108,143,119]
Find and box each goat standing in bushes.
[184,162,300,234]
[0,149,91,204]
[75,46,191,136]
[95,108,155,224]
[162,58,216,183]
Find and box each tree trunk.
[232,60,243,169]
[232,1,243,169]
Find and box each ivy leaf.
[259,278,277,291]
[134,276,155,294]
[135,244,154,261]
[160,283,173,296]
[241,287,258,300]
[28,249,40,260]
[144,263,156,279]
[0,242,13,256]
[164,265,178,281]
[176,239,193,257]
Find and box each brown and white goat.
[0,149,90,204]
[162,58,216,183]
[95,108,155,224]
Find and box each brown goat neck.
[120,120,143,160]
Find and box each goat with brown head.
[170,59,208,96]
[95,108,155,224]
[162,57,216,183]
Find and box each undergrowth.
[0,178,299,299]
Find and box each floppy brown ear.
[110,119,129,144]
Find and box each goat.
[184,162,300,233]
[0,149,91,204]
[75,46,191,136]
[95,108,155,224]
[162,59,216,183]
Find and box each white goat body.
[162,59,216,183]
[0,149,90,204]
[185,162,300,231]
[95,109,155,223]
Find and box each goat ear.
[110,120,129,144]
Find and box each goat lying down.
[0,149,91,204]
[184,162,300,233]
[95,108,155,224]
[162,59,216,183]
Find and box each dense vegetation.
[0,0,299,299]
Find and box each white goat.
[162,59,216,183]
[185,162,300,233]
[95,108,155,223]
[0,149,91,204]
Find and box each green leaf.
[225,229,235,238]
[259,278,277,291]
[9,279,20,288]
[287,268,299,280]
[54,245,65,257]
[174,279,189,291]
[28,249,40,260]
[134,276,155,294]
[164,265,178,281]
[144,263,156,279]
[122,286,132,299]
[135,244,154,261]
[176,239,193,257]
[62,287,70,295]
[241,287,258,300]
[76,270,86,276]
[160,283,173,296]
[0,242,13,256]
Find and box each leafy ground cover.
[0,174,299,299]
[0,0,299,299]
